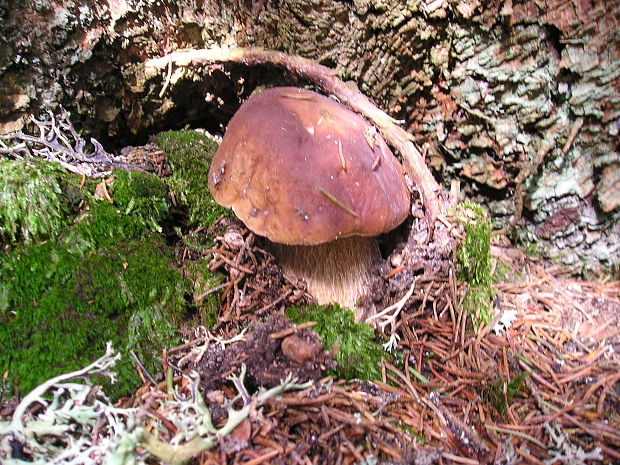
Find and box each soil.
[158,210,620,464]
[188,313,335,393]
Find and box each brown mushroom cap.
[208,87,410,245]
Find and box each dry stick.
[243,449,280,465]
[129,350,157,386]
[195,281,230,302]
[484,424,546,449]
[215,252,254,274]
[269,321,318,339]
[144,47,444,238]
[441,452,480,465]
[562,117,584,154]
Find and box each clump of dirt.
[190,313,335,392]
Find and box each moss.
[185,259,225,328]
[62,169,170,254]
[0,164,189,400]
[454,202,494,328]
[396,423,425,444]
[286,304,384,380]
[493,260,511,282]
[484,371,531,415]
[108,168,170,233]
[512,230,545,258]
[63,201,148,253]
[0,158,83,244]
[156,129,230,229]
[0,237,187,399]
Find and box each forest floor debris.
[1,136,618,465]
[139,218,620,465]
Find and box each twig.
[130,350,157,386]
[562,117,584,154]
[269,321,317,339]
[484,423,546,449]
[194,281,230,302]
[243,448,280,465]
[441,452,480,465]
[159,56,174,98]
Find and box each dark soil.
[189,313,335,393]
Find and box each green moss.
[454,202,494,328]
[185,259,225,328]
[0,158,83,244]
[286,304,384,380]
[0,242,80,313]
[66,202,143,252]
[0,237,187,399]
[0,164,189,400]
[109,168,170,233]
[395,423,425,444]
[484,371,531,415]
[62,169,170,254]
[512,230,545,258]
[156,129,230,229]
[493,260,511,282]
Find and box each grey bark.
[1,0,618,271]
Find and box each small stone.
[281,335,321,364]
[205,390,225,404]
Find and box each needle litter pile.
[118,215,619,465]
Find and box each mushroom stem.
[268,236,381,321]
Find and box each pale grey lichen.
[0,343,132,465]
[543,422,603,465]
[1,342,312,465]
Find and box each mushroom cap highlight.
[208,87,410,245]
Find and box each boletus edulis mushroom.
[208,87,410,321]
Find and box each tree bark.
[1,0,618,271]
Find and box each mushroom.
[208,87,410,321]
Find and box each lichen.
[286,304,384,381]
[156,129,230,229]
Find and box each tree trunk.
[1,0,618,271]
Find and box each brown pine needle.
[371,152,381,170]
[318,187,358,217]
[279,91,314,100]
[337,139,346,171]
